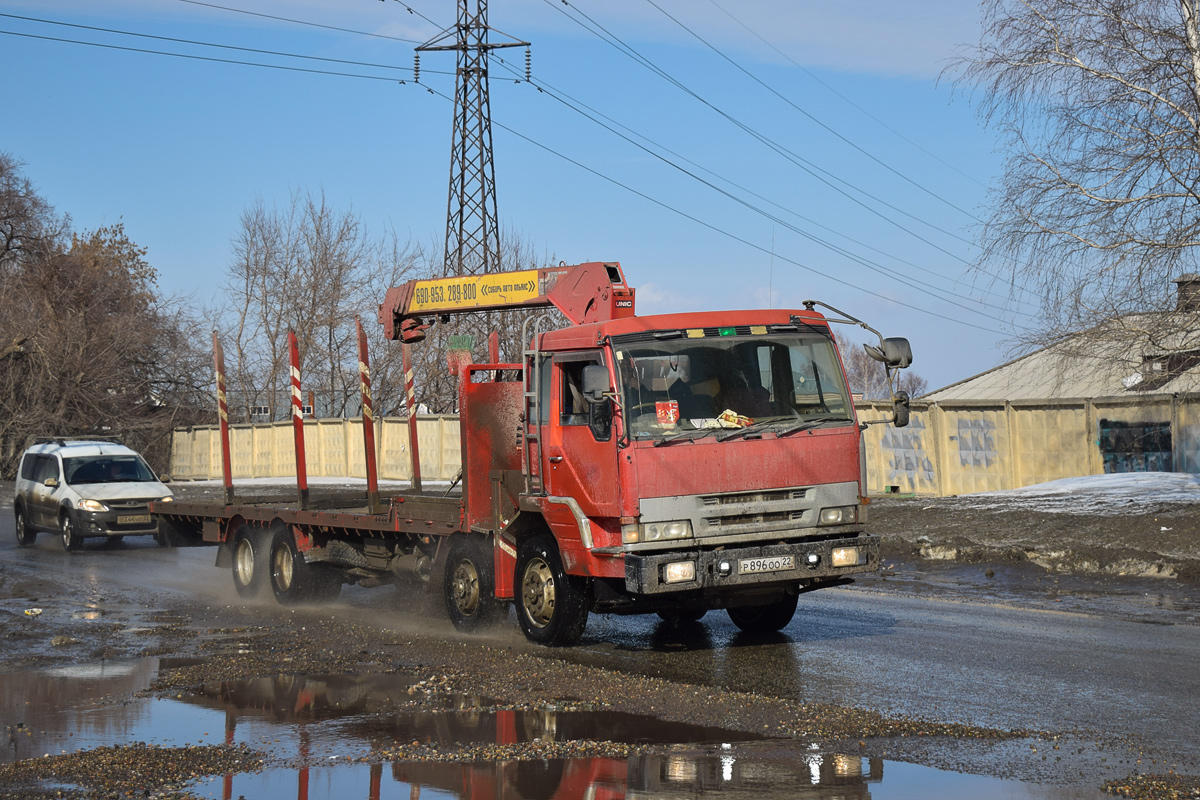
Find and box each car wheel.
[515,534,588,646]
[443,536,503,632]
[726,593,798,633]
[14,506,36,547]
[60,513,82,552]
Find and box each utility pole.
[417,0,529,276]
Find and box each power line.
[0,28,421,81]
[704,0,989,190]
[177,0,423,44]
[488,56,1028,325]
[0,12,446,75]
[6,5,1025,334]
[642,0,983,224]
[490,50,1036,318]
[543,0,981,261]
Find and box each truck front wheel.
[444,537,503,632]
[726,593,798,633]
[515,535,588,647]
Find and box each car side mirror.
[43,478,58,488]
[582,364,610,404]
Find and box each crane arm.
[379,261,636,342]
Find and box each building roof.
[924,313,1200,402]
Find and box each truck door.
[543,352,620,519]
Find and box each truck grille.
[696,489,810,536]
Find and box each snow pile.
[962,472,1200,514]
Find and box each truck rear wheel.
[726,593,798,633]
[444,537,503,632]
[232,527,266,599]
[269,526,340,605]
[515,535,588,647]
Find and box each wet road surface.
[0,506,1196,797]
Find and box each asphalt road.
[1,502,1197,784]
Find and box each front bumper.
[624,534,878,595]
[78,508,159,537]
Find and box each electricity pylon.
[417,0,529,276]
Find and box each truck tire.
[232,527,267,599]
[269,526,341,605]
[60,512,82,552]
[14,506,36,547]
[726,593,798,633]
[443,537,502,632]
[514,534,588,647]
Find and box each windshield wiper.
[774,416,851,437]
[715,417,780,442]
[653,428,718,447]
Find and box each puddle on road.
[0,659,1108,799]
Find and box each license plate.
[117,514,151,525]
[739,555,794,574]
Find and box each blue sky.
[0,0,1033,390]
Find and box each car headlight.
[78,499,108,512]
[818,506,857,526]
[159,496,173,503]
[622,519,694,544]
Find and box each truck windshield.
[612,331,853,441]
[63,455,157,485]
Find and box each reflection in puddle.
[0,661,1107,799]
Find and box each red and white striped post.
[355,317,380,513]
[288,330,310,510]
[402,341,422,494]
[212,332,235,506]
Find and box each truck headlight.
[818,506,857,526]
[78,499,108,512]
[640,520,693,542]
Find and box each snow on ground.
[961,472,1200,514]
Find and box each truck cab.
[487,308,879,644]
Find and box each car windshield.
[613,329,853,441]
[63,455,157,485]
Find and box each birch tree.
[954,0,1200,357]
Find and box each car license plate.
[117,514,151,525]
[739,555,794,574]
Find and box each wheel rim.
[451,559,481,616]
[61,518,72,548]
[520,557,555,629]
[15,511,27,541]
[234,539,255,585]
[273,545,294,591]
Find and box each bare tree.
[0,202,211,474]
[952,0,1200,357]
[220,191,419,421]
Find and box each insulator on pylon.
[414,52,420,83]
[525,46,531,81]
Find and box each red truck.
[153,261,912,646]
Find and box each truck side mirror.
[892,390,911,428]
[582,364,610,404]
[865,337,912,369]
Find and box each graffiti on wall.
[956,418,998,468]
[880,415,935,488]
[1098,419,1172,472]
